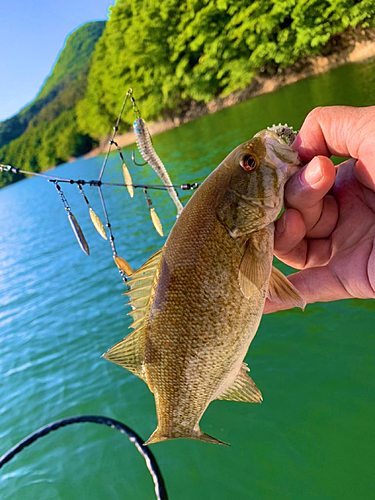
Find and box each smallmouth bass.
[103,130,305,446]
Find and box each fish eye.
[240,154,258,171]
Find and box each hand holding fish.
[265,106,375,313]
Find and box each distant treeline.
[1,0,375,188]
[0,22,106,188]
[77,0,375,136]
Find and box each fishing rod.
[0,415,168,500]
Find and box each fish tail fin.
[195,431,230,447]
[144,428,169,446]
[144,427,230,447]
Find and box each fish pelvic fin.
[217,363,263,403]
[144,427,229,447]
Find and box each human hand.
[265,106,375,313]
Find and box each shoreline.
[82,27,375,159]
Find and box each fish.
[103,129,306,446]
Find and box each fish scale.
[104,130,306,446]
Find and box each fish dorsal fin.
[125,248,163,322]
[267,266,306,310]
[238,235,271,299]
[217,364,263,403]
[102,248,163,381]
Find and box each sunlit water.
[1,59,375,500]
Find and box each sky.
[0,0,115,122]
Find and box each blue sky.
[0,0,114,121]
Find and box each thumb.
[263,267,353,314]
[292,106,375,191]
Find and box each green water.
[1,59,375,500]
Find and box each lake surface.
[1,59,375,500]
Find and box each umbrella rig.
[0,87,297,285]
[0,89,200,284]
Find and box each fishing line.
[98,88,132,182]
[0,415,168,500]
[0,164,78,183]
[96,184,133,282]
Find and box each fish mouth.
[255,130,302,178]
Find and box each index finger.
[292,106,375,190]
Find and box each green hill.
[77,0,375,138]
[0,21,106,188]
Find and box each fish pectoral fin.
[217,365,263,403]
[267,266,306,310]
[102,327,146,382]
[238,238,271,299]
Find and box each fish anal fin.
[238,236,271,299]
[268,266,306,310]
[217,365,263,403]
[102,328,146,381]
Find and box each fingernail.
[275,212,286,235]
[303,158,322,186]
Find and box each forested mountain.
[0,21,106,188]
[1,0,375,189]
[77,0,375,138]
